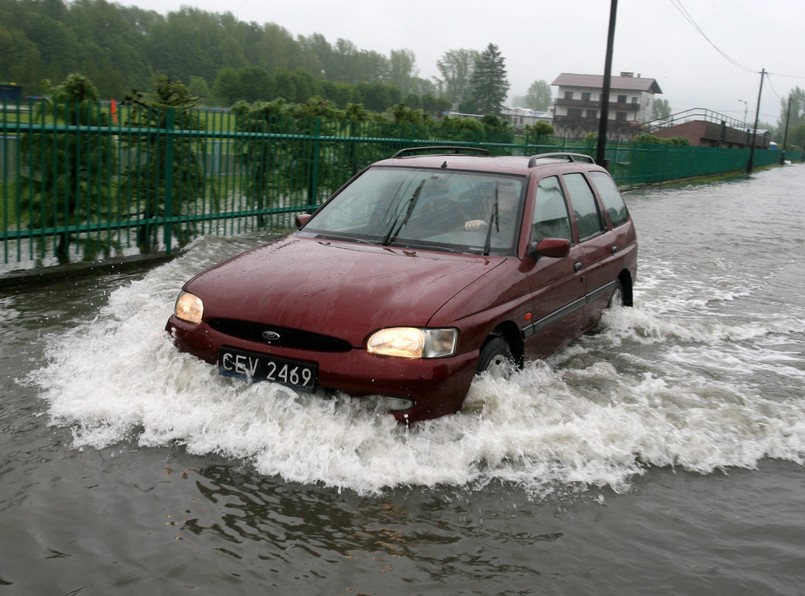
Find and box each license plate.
[218,347,317,392]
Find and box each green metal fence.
[1,100,802,272]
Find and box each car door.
[522,175,587,359]
[588,169,638,279]
[561,171,619,331]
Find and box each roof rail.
[392,146,490,158]
[527,152,596,167]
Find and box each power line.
[670,0,805,84]
[667,0,805,126]
[668,0,757,74]
[766,74,784,103]
[766,72,805,102]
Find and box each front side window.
[590,172,630,227]
[303,167,526,255]
[533,176,572,242]
[563,173,604,240]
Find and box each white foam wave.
[26,237,805,496]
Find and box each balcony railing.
[555,98,640,112]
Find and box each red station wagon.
[166,148,637,423]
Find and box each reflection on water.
[175,461,574,581]
[183,464,429,558]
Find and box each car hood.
[185,236,505,345]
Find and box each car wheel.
[608,279,626,308]
[476,336,515,379]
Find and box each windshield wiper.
[382,180,426,246]
[314,233,375,246]
[483,182,500,256]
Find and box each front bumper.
[166,316,479,422]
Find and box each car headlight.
[366,327,458,359]
[174,291,204,324]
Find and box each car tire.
[476,336,515,379]
[608,279,626,308]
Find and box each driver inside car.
[463,181,520,231]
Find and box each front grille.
[208,319,352,352]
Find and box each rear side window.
[590,172,629,227]
[563,173,604,240]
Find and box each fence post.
[308,118,322,204]
[163,107,175,254]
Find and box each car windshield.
[302,167,525,255]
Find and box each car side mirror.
[295,213,312,229]
[528,237,571,259]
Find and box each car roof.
[371,148,611,178]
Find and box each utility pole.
[596,0,618,170]
[746,68,765,175]
[780,92,793,165]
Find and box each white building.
[500,106,552,132]
[551,72,663,140]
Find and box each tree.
[0,25,42,86]
[435,49,478,107]
[523,80,552,111]
[329,39,389,84]
[651,98,672,120]
[66,0,153,97]
[405,75,438,99]
[297,32,332,78]
[0,0,490,113]
[438,114,484,142]
[789,122,805,151]
[320,80,358,108]
[231,98,292,226]
[778,87,805,144]
[5,5,82,92]
[254,22,302,74]
[240,66,275,102]
[420,93,451,118]
[389,49,417,97]
[212,67,242,104]
[18,73,117,263]
[525,120,555,142]
[279,69,320,103]
[356,81,400,112]
[120,76,206,251]
[188,76,210,100]
[388,103,432,128]
[479,114,513,143]
[463,43,509,116]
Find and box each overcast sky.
[123,0,804,125]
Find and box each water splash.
[26,228,805,496]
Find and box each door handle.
[611,245,619,254]
[574,261,583,272]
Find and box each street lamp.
[738,99,748,125]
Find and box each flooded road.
[1,166,804,594]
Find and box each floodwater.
[1,166,804,594]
